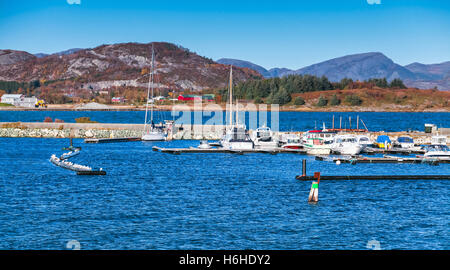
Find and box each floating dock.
[329,156,450,164]
[84,137,141,143]
[151,145,431,157]
[296,175,450,181]
[362,147,425,155]
[152,146,307,155]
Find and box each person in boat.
[151,120,155,129]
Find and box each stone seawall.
[0,122,227,140]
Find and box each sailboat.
[142,45,166,141]
[220,66,254,150]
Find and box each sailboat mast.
[150,45,155,124]
[143,45,153,133]
[229,65,233,127]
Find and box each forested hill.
[223,74,407,105]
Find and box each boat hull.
[305,147,331,155]
[332,145,362,155]
[221,141,254,150]
[282,144,303,149]
[142,132,166,141]
[254,141,278,149]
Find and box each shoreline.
[0,104,449,112]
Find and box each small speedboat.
[423,144,450,158]
[198,140,212,149]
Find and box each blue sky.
[0,0,449,69]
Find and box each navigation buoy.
[308,172,320,203]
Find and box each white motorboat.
[356,135,372,150]
[251,126,278,149]
[423,144,450,158]
[396,136,415,149]
[303,137,332,155]
[423,136,449,158]
[142,45,166,141]
[331,135,362,155]
[279,133,303,149]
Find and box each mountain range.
[0,43,261,92]
[218,53,450,90]
[0,43,449,92]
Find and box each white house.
[1,94,38,108]
[1,94,23,105]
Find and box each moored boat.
[251,126,278,149]
[279,133,303,149]
[356,135,372,150]
[423,136,449,158]
[423,144,450,158]
[375,135,391,149]
[219,66,254,150]
[142,45,167,141]
[303,137,332,155]
[198,140,212,149]
[302,129,336,144]
[331,135,362,155]
[396,136,415,149]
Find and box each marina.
[1,136,448,249]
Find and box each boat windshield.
[336,137,356,143]
[426,145,449,152]
[398,137,413,143]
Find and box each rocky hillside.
[0,42,262,92]
[0,50,36,66]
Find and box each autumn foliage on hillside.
[0,42,262,103]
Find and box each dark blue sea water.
[1,111,449,132]
[0,137,449,250]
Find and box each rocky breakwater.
[0,122,143,139]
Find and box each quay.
[363,147,425,155]
[322,156,450,164]
[84,137,141,143]
[152,146,307,154]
